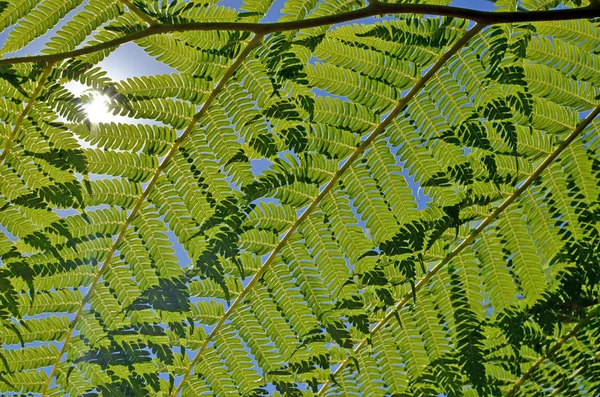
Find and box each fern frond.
[82,148,158,181]
[0,0,85,55]
[82,178,142,208]
[526,35,600,86]
[0,315,71,345]
[116,73,212,104]
[306,62,398,112]
[475,233,519,313]
[524,63,597,111]
[74,122,176,155]
[0,2,598,396]
[212,325,264,394]
[263,260,321,336]
[496,206,546,304]
[0,370,47,394]
[0,0,41,33]
[42,0,123,54]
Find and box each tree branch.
[317,103,600,396]
[0,3,598,66]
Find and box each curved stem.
[317,104,600,395]
[0,63,54,165]
[172,21,487,397]
[0,4,598,66]
[39,34,264,397]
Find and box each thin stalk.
[317,104,600,395]
[173,21,487,397]
[39,34,264,397]
[0,4,599,66]
[0,63,54,165]
[118,0,158,26]
[505,305,600,396]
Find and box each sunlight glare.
[85,93,113,124]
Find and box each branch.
[1,3,599,66]
[0,63,54,165]
[505,305,600,396]
[317,103,600,396]
[39,34,264,397]
[173,21,487,397]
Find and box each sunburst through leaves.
[0,0,598,396]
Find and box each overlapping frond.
[0,0,598,396]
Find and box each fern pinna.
[0,0,599,395]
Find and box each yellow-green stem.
[0,63,54,165]
[174,21,486,397]
[318,104,600,396]
[39,34,264,397]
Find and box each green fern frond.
[0,0,85,55]
[116,73,212,104]
[82,149,159,181]
[0,2,598,396]
[0,0,41,33]
[42,0,123,55]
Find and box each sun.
[84,92,114,124]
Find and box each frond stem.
[118,0,159,26]
[0,62,54,165]
[318,104,600,395]
[39,34,264,397]
[1,4,599,66]
[176,21,487,397]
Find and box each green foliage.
[0,0,599,396]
